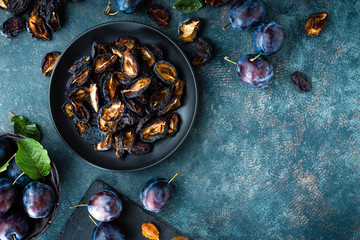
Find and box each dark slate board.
[57,180,185,240]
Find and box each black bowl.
[0,132,61,240]
[49,21,198,171]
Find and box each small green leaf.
[15,138,51,180]
[0,162,9,173]
[173,0,203,13]
[11,115,41,141]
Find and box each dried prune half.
[121,50,139,79]
[151,45,164,61]
[112,37,136,52]
[140,119,168,143]
[36,0,65,31]
[94,54,118,74]
[194,37,213,58]
[0,0,8,10]
[103,74,120,102]
[304,12,328,37]
[123,98,144,115]
[178,18,202,42]
[136,114,153,134]
[146,5,170,27]
[41,51,61,76]
[71,101,90,123]
[119,128,135,151]
[28,0,40,17]
[92,42,109,59]
[81,127,106,144]
[137,44,156,67]
[99,101,125,123]
[27,15,51,40]
[121,111,137,125]
[111,47,123,59]
[8,0,31,16]
[128,141,152,155]
[113,71,135,85]
[113,134,124,158]
[95,134,112,151]
[45,6,63,32]
[149,88,170,111]
[98,117,118,135]
[89,83,99,113]
[166,112,179,136]
[291,71,312,92]
[74,120,90,135]
[160,96,181,115]
[191,56,209,67]
[137,93,148,105]
[2,16,26,38]
[121,77,151,98]
[68,87,89,102]
[66,66,92,89]
[205,0,230,7]
[68,56,91,74]
[153,61,178,85]
[62,101,73,118]
[170,78,185,97]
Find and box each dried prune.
[140,119,168,143]
[41,51,61,76]
[124,98,144,115]
[151,45,164,61]
[28,0,40,17]
[67,66,92,89]
[2,16,26,38]
[27,15,51,40]
[111,47,123,59]
[178,18,202,42]
[137,44,156,67]
[94,54,118,74]
[89,83,99,113]
[0,0,8,10]
[136,114,152,134]
[8,0,31,16]
[128,141,152,155]
[119,128,135,151]
[68,56,91,74]
[160,96,181,115]
[166,112,179,136]
[121,50,139,79]
[291,71,312,92]
[121,77,151,98]
[113,134,124,158]
[62,101,73,118]
[113,71,135,85]
[149,88,170,111]
[103,74,120,102]
[304,12,328,37]
[191,56,209,67]
[98,117,118,135]
[72,101,90,123]
[194,37,213,58]
[121,111,137,125]
[170,78,185,97]
[36,0,65,31]
[153,61,178,85]
[74,120,89,135]
[95,134,112,151]
[112,37,136,52]
[92,42,109,59]
[99,101,125,123]
[205,0,230,7]
[81,127,106,144]
[68,86,89,101]
[146,5,170,27]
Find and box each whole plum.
[7,160,32,187]
[87,190,122,222]
[23,181,55,219]
[253,21,286,55]
[0,178,16,217]
[228,0,265,31]
[0,138,15,167]
[115,0,144,13]
[91,222,126,240]
[0,213,29,240]
[236,55,274,88]
[140,177,173,213]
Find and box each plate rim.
[48,21,198,172]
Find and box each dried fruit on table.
[192,56,209,67]
[0,0,8,10]
[27,15,51,40]
[192,36,213,67]
[99,101,125,123]
[2,16,26,38]
[154,61,178,85]
[41,51,61,76]
[94,54,118,74]
[304,12,328,37]
[121,50,139,79]
[37,0,65,32]
[68,56,91,74]
[142,222,160,240]
[7,0,31,16]
[205,0,230,7]
[166,112,179,136]
[140,119,168,143]
[178,18,202,42]
[146,5,170,27]
[121,77,151,98]
[291,71,312,92]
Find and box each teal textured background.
[1,0,360,239]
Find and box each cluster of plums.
[75,176,174,240]
[224,0,286,88]
[0,138,55,240]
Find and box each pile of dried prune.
[62,37,185,158]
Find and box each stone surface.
[0,0,360,239]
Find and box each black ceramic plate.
[49,21,197,171]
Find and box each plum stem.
[70,203,88,209]
[224,56,238,65]
[104,0,120,16]
[222,22,231,31]
[12,172,24,186]
[250,52,263,62]
[9,112,14,116]
[12,234,16,240]
[88,214,99,226]
[168,173,178,184]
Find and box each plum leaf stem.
[222,22,231,30]
[224,56,238,65]
[12,172,25,186]
[168,173,179,184]
[70,203,88,209]
[88,214,99,226]
[104,0,120,15]
[250,52,263,62]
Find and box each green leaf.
[173,0,203,13]
[0,162,9,173]
[15,138,51,180]
[11,115,41,141]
